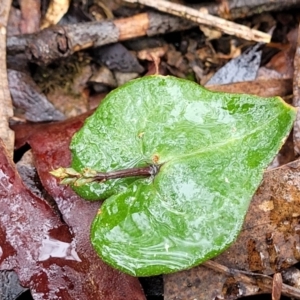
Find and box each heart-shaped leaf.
[69,75,296,276]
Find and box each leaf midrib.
[160,112,282,165]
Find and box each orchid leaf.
[69,75,296,276]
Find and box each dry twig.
[0,0,14,156]
[293,23,300,155]
[204,260,300,299]
[207,79,293,98]
[202,0,300,20]
[272,273,283,300]
[7,1,299,65]
[124,0,271,43]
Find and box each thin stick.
[203,260,300,299]
[9,0,296,65]
[293,23,300,155]
[200,0,300,20]
[124,0,271,43]
[92,165,159,182]
[0,0,15,157]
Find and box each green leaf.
[70,75,296,276]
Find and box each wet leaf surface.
[69,75,295,276]
[93,43,144,73]
[215,159,300,274]
[164,158,300,299]
[0,138,101,299]
[206,44,262,85]
[23,115,145,299]
[0,270,28,300]
[4,3,300,299]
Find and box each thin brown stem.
[51,164,161,186]
[92,164,160,182]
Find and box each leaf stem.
[92,164,160,182]
[50,164,161,186]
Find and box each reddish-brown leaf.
[0,138,135,299]
[16,115,145,299]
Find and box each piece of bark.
[8,69,65,122]
[6,14,145,65]
[0,0,15,156]
[293,23,300,155]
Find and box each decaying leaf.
[67,75,295,276]
[0,138,126,299]
[93,43,144,74]
[22,115,145,299]
[206,44,262,85]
